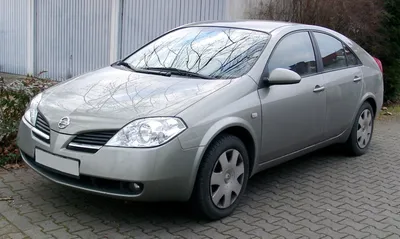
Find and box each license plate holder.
[35,149,80,177]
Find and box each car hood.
[38,66,230,134]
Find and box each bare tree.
[249,0,384,54]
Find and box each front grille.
[71,131,117,146]
[68,130,118,153]
[33,112,50,143]
[36,112,50,134]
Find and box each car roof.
[185,20,300,33]
[184,20,354,46]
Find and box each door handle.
[353,76,362,82]
[313,85,325,93]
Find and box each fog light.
[128,182,143,193]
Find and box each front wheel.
[345,102,375,156]
[191,134,249,220]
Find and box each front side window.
[124,27,270,79]
[268,32,317,77]
[314,32,347,71]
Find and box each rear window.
[125,27,270,79]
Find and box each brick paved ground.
[1,118,400,239]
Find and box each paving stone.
[60,220,89,233]
[36,220,63,232]
[1,121,400,238]
[81,220,114,233]
[0,202,13,214]
[339,226,370,238]
[73,213,97,224]
[230,212,260,224]
[227,219,258,232]
[270,228,303,239]
[205,220,235,233]
[248,228,279,239]
[383,225,400,235]
[385,234,400,239]
[253,220,280,232]
[36,204,61,216]
[223,228,254,239]
[275,211,303,223]
[199,228,229,239]
[272,219,303,232]
[2,210,35,231]
[149,229,181,239]
[23,228,53,239]
[338,211,367,223]
[339,218,368,231]
[0,225,21,236]
[361,226,393,238]
[295,219,324,232]
[7,232,26,239]
[23,196,47,207]
[360,218,390,230]
[47,228,77,239]
[97,229,128,239]
[23,212,47,223]
[174,229,206,239]
[0,217,10,228]
[11,204,38,215]
[135,221,165,233]
[316,227,347,239]
[125,228,156,239]
[72,229,99,239]
[7,182,26,192]
[294,227,322,238]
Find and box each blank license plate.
[35,149,79,177]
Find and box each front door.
[258,31,327,162]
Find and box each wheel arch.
[365,97,377,117]
[187,117,259,199]
[342,93,378,143]
[352,93,377,121]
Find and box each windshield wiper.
[142,67,214,79]
[113,61,172,77]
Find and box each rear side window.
[344,47,359,66]
[268,32,317,77]
[314,32,347,71]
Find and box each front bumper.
[17,117,202,201]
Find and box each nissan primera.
[17,20,384,219]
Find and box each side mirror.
[264,68,301,86]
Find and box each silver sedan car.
[17,20,384,219]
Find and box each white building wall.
[0,0,255,80]
[120,0,227,58]
[0,0,29,75]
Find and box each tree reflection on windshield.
[125,27,270,79]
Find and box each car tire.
[345,101,375,156]
[191,134,249,220]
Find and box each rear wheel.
[191,134,249,220]
[345,102,374,156]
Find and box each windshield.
[124,27,270,79]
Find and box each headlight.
[23,93,43,126]
[105,117,187,147]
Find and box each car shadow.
[49,144,356,225]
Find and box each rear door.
[312,32,363,139]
